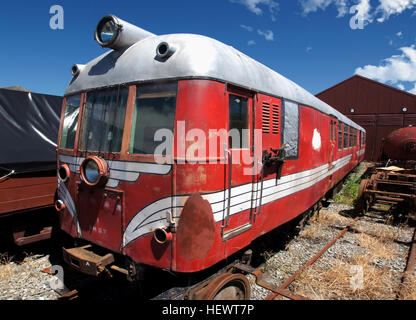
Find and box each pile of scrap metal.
[357,127,416,219]
[0,88,62,245]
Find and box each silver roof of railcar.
[65,33,364,131]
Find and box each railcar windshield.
[129,82,177,155]
[60,94,81,150]
[80,87,129,153]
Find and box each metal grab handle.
[222,145,232,234]
[255,160,264,219]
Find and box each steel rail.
[265,216,361,300]
[397,227,416,299]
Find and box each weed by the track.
[334,163,368,205]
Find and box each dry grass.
[0,253,14,282]
[292,204,412,300]
[362,224,398,243]
[299,222,326,240]
[354,232,396,260]
[315,210,353,227]
[299,210,353,241]
[293,254,396,300]
[398,274,416,300]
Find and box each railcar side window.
[343,124,349,149]
[283,100,299,158]
[81,87,129,153]
[229,95,249,149]
[130,82,177,155]
[338,123,343,150]
[330,120,337,142]
[60,94,81,150]
[353,129,357,147]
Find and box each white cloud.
[397,83,405,90]
[355,45,416,95]
[354,0,373,23]
[298,0,416,26]
[410,83,416,94]
[376,0,416,23]
[248,40,256,45]
[230,0,280,21]
[241,24,254,32]
[336,0,349,16]
[299,0,349,17]
[397,31,403,37]
[257,29,275,41]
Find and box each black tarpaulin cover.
[0,88,63,173]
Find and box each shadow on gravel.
[0,207,63,264]
[249,216,304,269]
[338,208,361,220]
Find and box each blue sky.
[0,0,415,96]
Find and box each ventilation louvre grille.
[262,102,271,134]
[272,104,280,135]
[262,101,280,135]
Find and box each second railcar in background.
[56,15,366,289]
[0,88,62,246]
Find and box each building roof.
[66,33,364,131]
[316,74,416,99]
[0,86,30,92]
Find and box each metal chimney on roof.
[94,15,156,51]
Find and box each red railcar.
[57,16,365,281]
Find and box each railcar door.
[252,94,283,217]
[221,87,257,241]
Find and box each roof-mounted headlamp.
[94,15,155,51]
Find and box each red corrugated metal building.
[316,75,416,161]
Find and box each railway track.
[47,208,415,301]
[397,227,416,299]
[42,200,415,302]
[48,217,416,301]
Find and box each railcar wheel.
[191,273,251,300]
[358,179,369,200]
[356,179,370,215]
[356,197,370,215]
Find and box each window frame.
[228,93,250,150]
[59,93,84,153]
[338,122,343,151]
[128,82,178,158]
[78,86,130,155]
[343,124,349,150]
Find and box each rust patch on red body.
[176,193,216,261]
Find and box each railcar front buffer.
[63,245,115,277]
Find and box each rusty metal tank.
[383,127,416,161]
